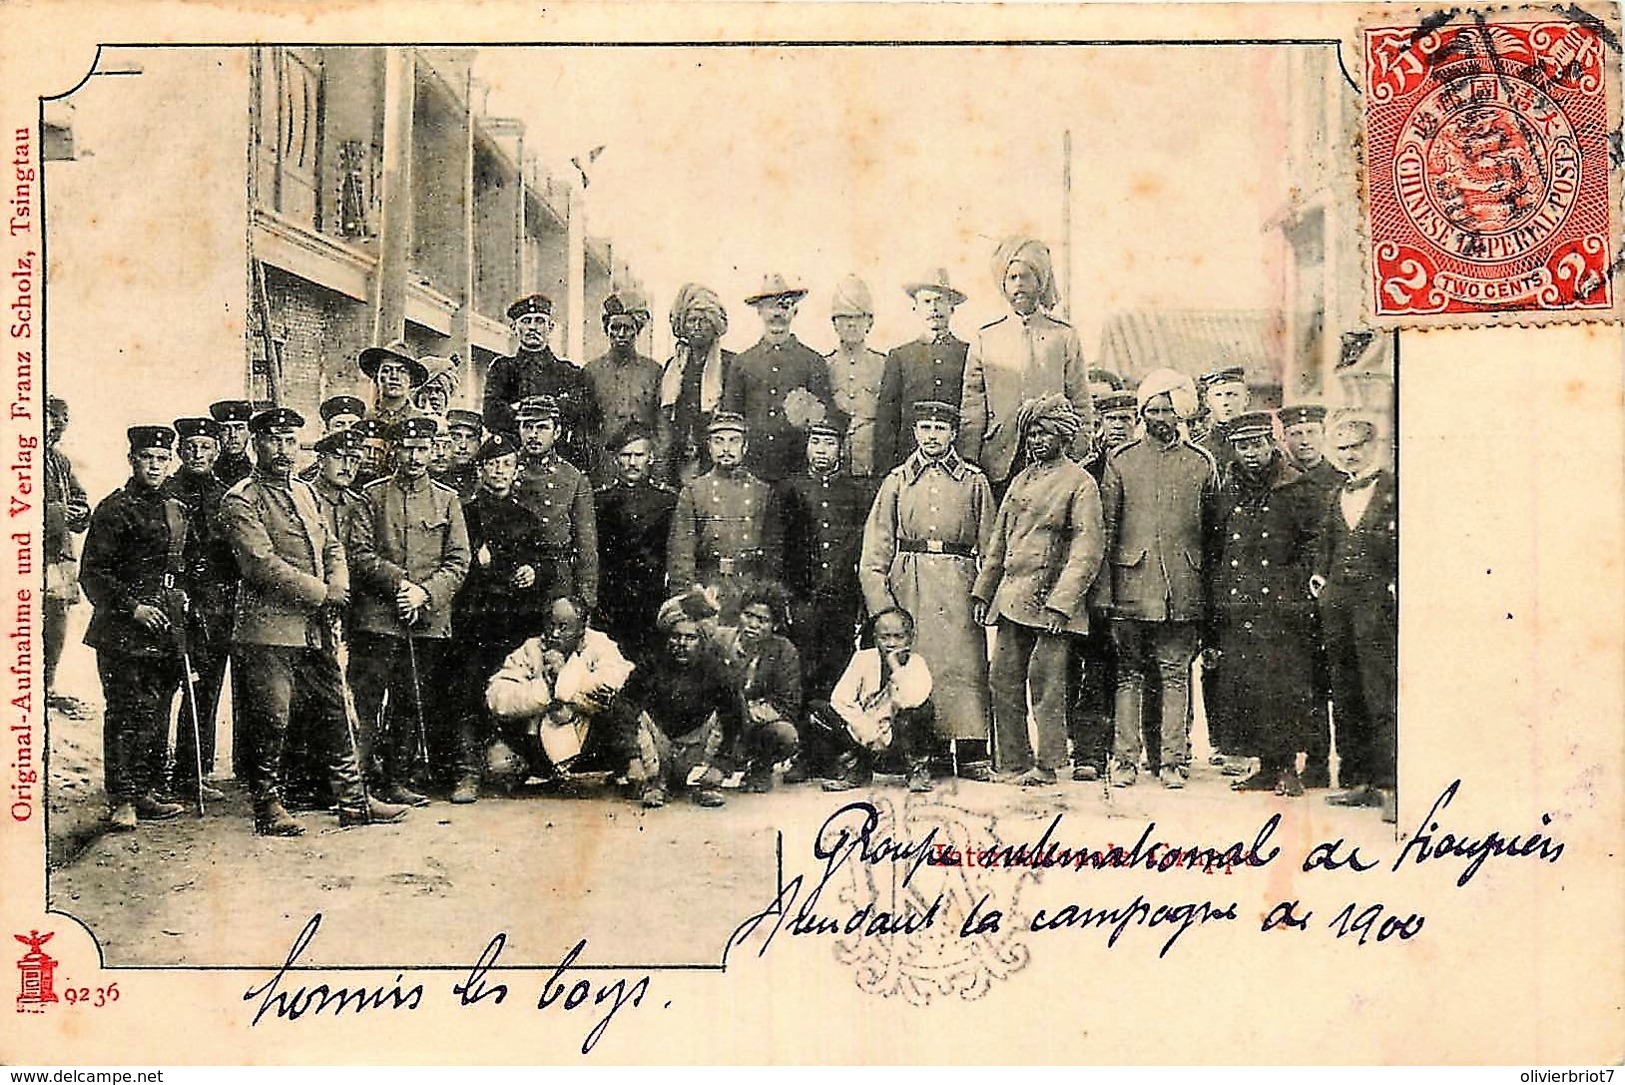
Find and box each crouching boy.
[821,607,936,793]
[485,596,638,790]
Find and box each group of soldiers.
[46,232,1398,836]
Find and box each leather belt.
[897,538,974,558]
[700,550,763,576]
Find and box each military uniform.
[1288,454,1346,784]
[159,463,237,792]
[959,312,1093,486]
[1100,433,1219,780]
[595,477,678,659]
[484,348,598,472]
[43,430,90,698]
[876,333,970,470]
[512,450,600,609]
[586,348,664,485]
[668,463,783,618]
[348,464,471,798]
[825,345,888,478]
[80,443,187,820]
[724,335,839,482]
[218,439,384,833]
[778,466,874,769]
[1205,441,1322,789]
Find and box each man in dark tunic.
[586,291,663,487]
[1279,403,1346,788]
[484,294,598,473]
[1204,412,1323,797]
[80,425,189,830]
[776,419,874,779]
[158,416,234,802]
[208,400,255,486]
[594,423,677,661]
[659,284,736,485]
[512,396,599,610]
[724,273,839,482]
[438,409,484,503]
[876,270,971,471]
[447,432,548,802]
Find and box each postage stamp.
[1364,9,1622,324]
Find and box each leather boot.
[379,783,430,807]
[450,776,480,804]
[821,749,873,792]
[254,800,305,837]
[338,796,410,827]
[107,802,138,831]
[134,792,185,820]
[906,756,934,793]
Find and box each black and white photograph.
[3,0,1619,1068]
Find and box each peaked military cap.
[351,418,386,440]
[319,395,367,423]
[249,406,306,434]
[313,429,363,456]
[386,416,440,442]
[1224,411,1275,442]
[127,425,176,452]
[1198,365,1247,388]
[911,400,960,425]
[173,417,222,440]
[507,293,554,321]
[208,399,254,424]
[804,418,844,440]
[1278,403,1328,427]
[445,408,484,433]
[514,395,561,422]
[358,343,430,387]
[707,411,748,436]
[474,432,521,463]
[1096,392,1139,414]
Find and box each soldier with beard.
[1205,412,1322,798]
[659,283,736,485]
[594,423,677,661]
[725,274,839,483]
[586,291,663,487]
[485,294,598,473]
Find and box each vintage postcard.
[0,0,1620,1066]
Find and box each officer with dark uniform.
[776,417,875,779]
[351,418,391,489]
[725,274,840,483]
[1204,411,1323,797]
[159,416,234,802]
[441,408,484,502]
[668,412,784,620]
[218,407,409,836]
[512,395,600,609]
[348,416,471,806]
[282,427,369,808]
[209,400,256,486]
[594,422,678,661]
[484,294,599,473]
[320,394,367,434]
[876,271,972,470]
[446,431,548,802]
[80,425,189,830]
[1279,403,1345,787]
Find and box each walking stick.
[178,648,207,816]
[404,627,431,777]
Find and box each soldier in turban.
[660,284,736,485]
[972,395,1105,784]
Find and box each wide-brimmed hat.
[358,343,429,387]
[744,273,808,307]
[903,268,967,307]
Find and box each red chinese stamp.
[1365,13,1620,321]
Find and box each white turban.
[1136,368,1199,420]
